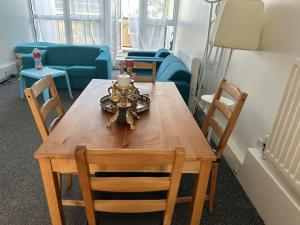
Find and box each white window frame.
[29,0,179,49]
[29,0,105,44]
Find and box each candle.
[118,74,130,88]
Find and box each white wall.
[0,0,33,66]
[175,0,300,160]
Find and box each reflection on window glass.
[34,19,66,43]
[72,21,102,44]
[31,0,63,15]
[69,0,102,16]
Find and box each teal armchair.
[127,48,171,58]
[127,55,191,104]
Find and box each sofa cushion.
[157,55,191,83]
[47,65,71,71]
[47,45,101,66]
[67,65,97,78]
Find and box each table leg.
[19,74,25,98]
[43,88,50,102]
[64,74,73,99]
[39,159,65,225]
[189,160,212,225]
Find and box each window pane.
[146,0,174,20]
[72,21,102,45]
[69,0,102,16]
[31,0,63,15]
[167,0,174,20]
[165,26,174,50]
[147,0,165,19]
[34,19,66,43]
[122,0,139,18]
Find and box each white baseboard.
[223,141,300,225]
[0,62,18,80]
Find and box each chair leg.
[209,162,219,212]
[66,174,73,189]
[56,173,62,191]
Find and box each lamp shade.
[210,0,264,50]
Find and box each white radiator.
[265,61,300,196]
[0,62,18,80]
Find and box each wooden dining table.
[34,79,216,225]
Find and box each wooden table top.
[35,79,215,161]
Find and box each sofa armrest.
[125,56,164,63]
[127,50,156,57]
[95,46,112,79]
[173,81,190,104]
[21,50,47,69]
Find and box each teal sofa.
[131,55,191,104]
[15,42,56,53]
[19,43,112,89]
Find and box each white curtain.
[31,0,62,42]
[104,0,120,64]
[31,0,172,62]
[126,0,169,50]
[68,0,103,45]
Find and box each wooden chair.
[24,75,72,188]
[201,79,248,212]
[74,146,185,225]
[120,60,157,82]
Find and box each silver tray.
[100,94,151,114]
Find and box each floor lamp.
[194,0,264,111]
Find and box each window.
[30,0,104,45]
[30,0,178,51]
[120,0,177,50]
[72,21,103,44]
[34,19,66,43]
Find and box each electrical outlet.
[256,137,264,151]
[232,165,239,174]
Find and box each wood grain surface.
[34,79,215,162]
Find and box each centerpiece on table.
[100,60,150,130]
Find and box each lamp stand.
[223,48,234,79]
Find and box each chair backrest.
[74,146,185,225]
[201,79,248,159]
[120,60,157,82]
[24,75,64,141]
